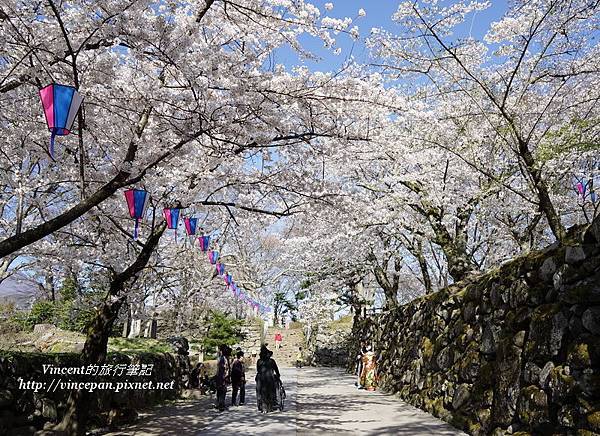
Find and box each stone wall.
[310,318,353,367]
[234,321,263,358]
[0,351,189,434]
[354,223,600,435]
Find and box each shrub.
[27,300,57,327]
[201,311,245,357]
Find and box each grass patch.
[108,337,171,353]
[330,314,353,328]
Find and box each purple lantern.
[39,84,84,158]
[184,217,198,236]
[208,250,219,265]
[124,189,150,240]
[198,235,210,252]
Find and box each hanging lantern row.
[123,191,210,243]
[39,84,84,158]
[120,188,272,313]
[208,250,219,265]
[119,191,270,311]
[37,84,269,312]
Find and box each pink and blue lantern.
[39,84,84,158]
[198,235,210,252]
[216,263,225,276]
[184,217,198,236]
[224,272,232,285]
[163,208,181,240]
[163,208,181,230]
[208,250,219,265]
[124,189,150,240]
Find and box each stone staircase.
[266,326,306,367]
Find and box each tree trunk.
[369,254,398,309]
[58,296,126,435]
[517,139,566,242]
[414,241,433,293]
[429,220,475,283]
[56,224,165,435]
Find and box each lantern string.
[133,218,139,240]
[49,129,57,159]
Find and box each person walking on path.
[189,362,203,388]
[274,331,283,350]
[355,341,366,389]
[256,345,281,413]
[295,346,304,368]
[215,345,231,411]
[231,350,246,406]
[360,345,377,391]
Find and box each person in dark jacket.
[255,345,280,413]
[215,345,231,411]
[231,350,246,406]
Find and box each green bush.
[202,311,245,358]
[0,302,26,334]
[56,299,96,333]
[7,276,101,333]
[27,300,57,327]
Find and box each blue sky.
[275,0,508,72]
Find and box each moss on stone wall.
[353,230,600,435]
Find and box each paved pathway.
[200,367,298,435]
[104,367,465,435]
[296,367,464,435]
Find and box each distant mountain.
[0,273,40,310]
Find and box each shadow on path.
[101,366,465,435]
[296,367,466,436]
[99,396,214,435]
[198,367,297,435]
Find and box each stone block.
[452,383,472,410]
[33,324,56,336]
[523,362,541,385]
[582,308,600,335]
[492,340,522,426]
[481,323,501,356]
[565,246,587,264]
[538,258,557,283]
[517,385,549,428]
[539,361,554,389]
[548,366,575,403]
[526,305,567,360]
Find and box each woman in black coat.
[255,345,280,413]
